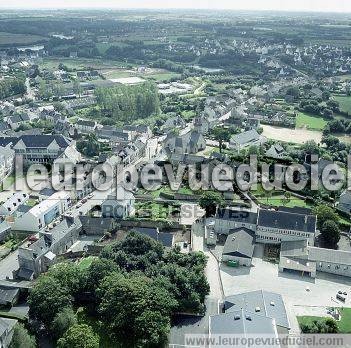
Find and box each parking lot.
[221,244,351,333]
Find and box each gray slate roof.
[224,290,290,329]
[231,129,260,145]
[223,228,255,259]
[217,208,258,224]
[258,209,316,233]
[210,309,279,339]
[308,247,351,266]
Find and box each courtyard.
[220,244,351,333]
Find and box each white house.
[12,191,71,232]
[0,192,29,216]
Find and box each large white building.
[12,191,71,232]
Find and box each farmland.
[0,32,47,46]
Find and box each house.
[337,190,351,215]
[12,191,71,232]
[0,146,15,185]
[0,192,29,216]
[223,290,290,333]
[161,115,186,133]
[0,318,17,348]
[193,115,210,134]
[75,119,97,134]
[257,209,316,245]
[0,222,11,243]
[0,286,19,307]
[79,216,116,236]
[132,227,174,248]
[6,114,30,130]
[265,143,287,159]
[209,310,279,347]
[16,216,81,279]
[163,130,206,155]
[222,227,255,266]
[279,240,351,278]
[101,186,135,219]
[229,129,266,153]
[96,126,129,143]
[212,208,258,234]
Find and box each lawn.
[296,112,328,131]
[78,256,97,270]
[334,95,351,115]
[256,195,309,208]
[298,308,351,333]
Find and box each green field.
[0,32,47,46]
[296,112,328,131]
[334,95,351,115]
[298,308,351,333]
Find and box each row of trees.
[95,81,160,123]
[28,232,209,347]
[0,78,26,100]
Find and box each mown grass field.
[296,112,328,131]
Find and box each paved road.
[169,222,222,347]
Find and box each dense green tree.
[46,262,86,297]
[300,318,339,333]
[85,258,120,292]
[10,323,36,348]
[57,324,99,348]
[28,277,73,326]
[95,81,159,123]
[212,127,231,153]
[313,205,339,229]
[51,307,77,340]
[77,134,100,157]
[321,220,340,248]
[199,191,224,217]
[100,232,164,272]
[97,273,176,346]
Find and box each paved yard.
[221,244,351,333]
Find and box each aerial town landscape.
[0,2,350,347]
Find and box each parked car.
[337,293,346,302]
